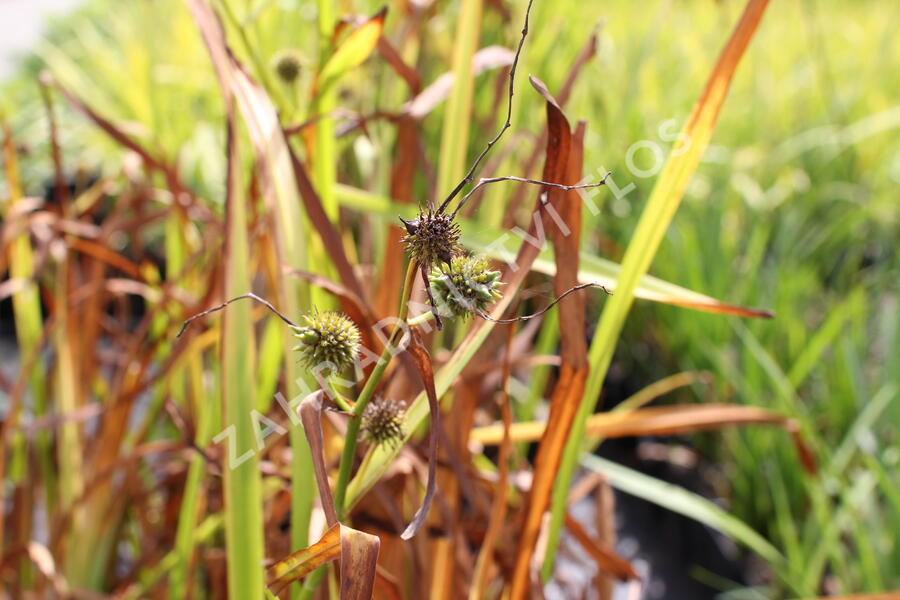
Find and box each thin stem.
[177,292,298,337]
[332,261,417,518]
[451,172,611,219]
[475,282,611,324]
[407,311,436,327]
[436,0,536,214]
[330,390,354,413]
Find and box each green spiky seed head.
[273,50,302,84]
[291,311,360,373]
[429,255,503,317]
[400,210,461,266]
[361,398,406,447]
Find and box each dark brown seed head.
[361,398,406,447]
[273,50,302,84]
[400,210,461,266]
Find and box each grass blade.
[546,0,772,577]
[510,78,589,597]
[219,113,265,599]
[185,0,319,572]
[471,403,801,444]
[435,0,483,197]
[582,454,783,566]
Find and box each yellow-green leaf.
[317,8,387,96]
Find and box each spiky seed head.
[273,50,302,84]
[429,254,503,318]
[361,398,406,447]
[400,210,461,266]
[291,311,360,373]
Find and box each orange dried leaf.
[471,404,800,444]
[266,523,381,598]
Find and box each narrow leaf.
[511,78,589,596]
[333,184,773,318]
[471,403,800,444]
[266,523,380,598]
[299,391,338,526]
[186,0,321,557]
[267,523,342,592]
[549,0,773,578]
[582,455,783,566]
[317,8,387,96]
[219,106,265,598]
[399,328,440,540]
[563,513,637,581]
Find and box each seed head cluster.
[400,210,461,267]
[291,311,360,373]
[361,398,406,447]
[429,255,503,317]
[273,50,302,84]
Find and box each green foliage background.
[1,0,898,595]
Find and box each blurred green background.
[1,0,898,597]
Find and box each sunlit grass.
[0,0,897,597]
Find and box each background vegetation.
[0,0,897,598]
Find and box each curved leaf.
[334,183,772,318]
[318,8,387,96]
[582,455,783,566]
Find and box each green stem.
[300,263,416,600]
[332,261,416,518]
[406,311,435,327]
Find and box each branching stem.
[177,292,298,337]
[332,261,417,518]
[436,0,536,215]
[452,171,611,218]
[476,282,611,324]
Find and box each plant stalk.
[333,261,417,518]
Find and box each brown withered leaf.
[284,144,373,315]
[563,513,637,581]
[471,404,808,446]
[377,36,420,93]
[399,327,440,540]
[504,29,599,220]
[267,522,380,598]
[339,525,381,600]
[511,77,590,597]
[469,323,516,598]
[299,391,338,526]
[267,523,342,592]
